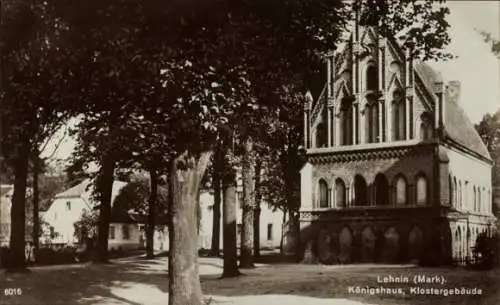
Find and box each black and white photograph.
[0,0,499,304]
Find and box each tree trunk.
[280,209,287,255]
[240,137,255,268]
[222,147,240,277]
[32,152,40,262]
[222,175,240,277]
[146,169,158,258]
[94,155,115,264]
[168,151,211,305]
[253,159,262,259]
[8,141,30,271]
[210,149,222,257]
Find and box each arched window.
[365,99,379,143]
[488,189,491,213]
[318,179,329,208]
[449,175,454,207]
[391,89,406,141]
[454,178,458,208]
[416,174,428,205]
[473,186,477,211]
[366,64,379,91]
[374,173,389,205]
[315,122,327,148]
[335,179,346,208]
[419,112,433,141]
[458,181,462,209]
[354,175,368,206]
[477,188,483,212]
[395,175,407,206]
[339,99,353,146]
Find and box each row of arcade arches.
[317,226,424,263]
[317,173,429,208]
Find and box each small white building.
[43,179,168,251]
[198,188,284,251]
[0,185,13,247]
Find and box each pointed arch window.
[354,175,368,206]
[335,179,346,208]
[339,99,353,146]
[391,89,406,141]
[365,99,379,143]
[454,177,458,208]
[416,174,428,205]
[419,112,433,140]
[395,175,408,206]
[477,188,482,212]
[374,173,389,206]
[449,175,454,207]
[315,122,327,148]
[473,186,477,211]
[318,179,329,208]
[458,181,462,209]
[366,64,379,91]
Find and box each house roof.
[55,179,91,198]
[54,179,128,205]
[0,184,13,197]
[414,63,491,161]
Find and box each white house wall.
[108,223,169,252]
[43,197,90,245]
[199,190,284,250]
[447,147,492,214]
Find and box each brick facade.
[299,22,496,265]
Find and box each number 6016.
[4,288,22,296]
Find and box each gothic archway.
[382,227,400,263]
[361,226,377,262]
[338,227,353,263]
[408,226,424,263]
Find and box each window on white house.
[109,225,116,240]
[66,201,71,211]
[267,223,273,241]
[122,225,130,240]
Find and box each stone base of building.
[298,206,496,266]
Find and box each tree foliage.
[113,175,168,225]
[476,110,500,214]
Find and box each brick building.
[299,22,496,265]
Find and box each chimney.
[445,81,461,105]
[433,82,445,132]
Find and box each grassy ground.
[0,255,498,305]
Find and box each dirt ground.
[0,256,498,305]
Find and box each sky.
[428,0,499,123]
[41,1,500,164]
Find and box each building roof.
[414,63,491,161]
[0,185,13,197]
[55,179,91,198]
[54,179,128,205]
